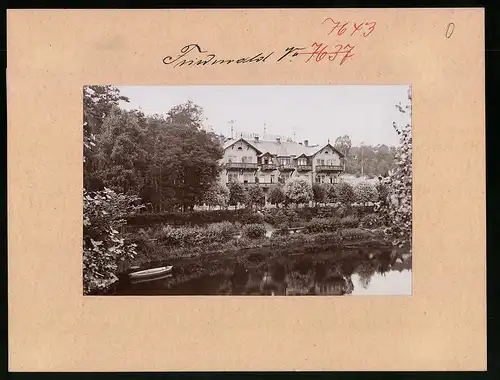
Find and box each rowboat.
[129,266,173,279]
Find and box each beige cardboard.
[7,9,486,371]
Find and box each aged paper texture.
[7,9,485,371]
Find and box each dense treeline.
[333,135,396,177]
[84,85,223,212]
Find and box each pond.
[110,246,412,296]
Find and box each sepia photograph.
[83,85,412,296]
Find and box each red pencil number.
[298,42,356,65]
[322,19,377,38]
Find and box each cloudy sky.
[116,85,410,147]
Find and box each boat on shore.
[129,266,173,279]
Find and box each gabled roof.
[223,138,345,158]
[311,143,345,158]
[223,138,261,154]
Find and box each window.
[316,159,325,165]
[325,151,329,154]
[298,158,307,166]
[316,174,326,183]
[237,146,243,151]
[280,157,291,166]
[241,156,247,163]
[327,159,336,166]
[270,175,275,183]
[228,173,239,182]
[228,155,236,163]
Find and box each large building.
[220,135,345,192]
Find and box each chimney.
[304,140,308,147]
[276,137,281,144]
[254,134,259,142]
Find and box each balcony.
[315,164,343,172]
[225,162,259,170]
[296,164,313,171]
[278,164,296,172]
[260,163,277,171]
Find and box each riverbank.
[123,225,391,271]
[111,242,411,296]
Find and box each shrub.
[153,222,238,247]
[341,228,373,241]
[271,226,290,237]
[361,214,382,228]
[284,178,313,206]
[228,181,247,208]
[354,182,378,205]
[202,182,230,209]
[338,215,360,228]
[239,212,265,225]
[324,183,337,204]
[243,223,267,239]
[312,183,326,205]
[335,182,355,205]
[268,185,286,207]
[306,217,338,233]
[205,221,237,242]
[246,185,265,208]
[125,209,259,227]
[376,87,412,250]
[335,204,350,218]
[83,188,144,295]
[155,225,199,247]
[313,231,341,244]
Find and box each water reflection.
[113,248,412,296]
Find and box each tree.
[83,85,130,190]
[202,182,230,209]
[324,183,337,204]
[228,181,246,209]
[334,135,352,170]
[246,185,266,209]
[148,102,223,211]
[94,107,149,194]
[312,183,326,206]
[83,85,130,136]
[268,185,285,208]
[335,181,355,206]
[284,178,313,207]
[377,86,412,250]
[166,100,206,130]
[354,182,378,206]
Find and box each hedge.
[124,205,376,228]
[124,209,263,227]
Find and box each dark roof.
[223,138,344,158]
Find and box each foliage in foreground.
[83,188,144,294]
[376,86,412,250]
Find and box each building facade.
[220,135,345,192]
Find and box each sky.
[116,85,411,147]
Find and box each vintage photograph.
[83,85,412,296]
